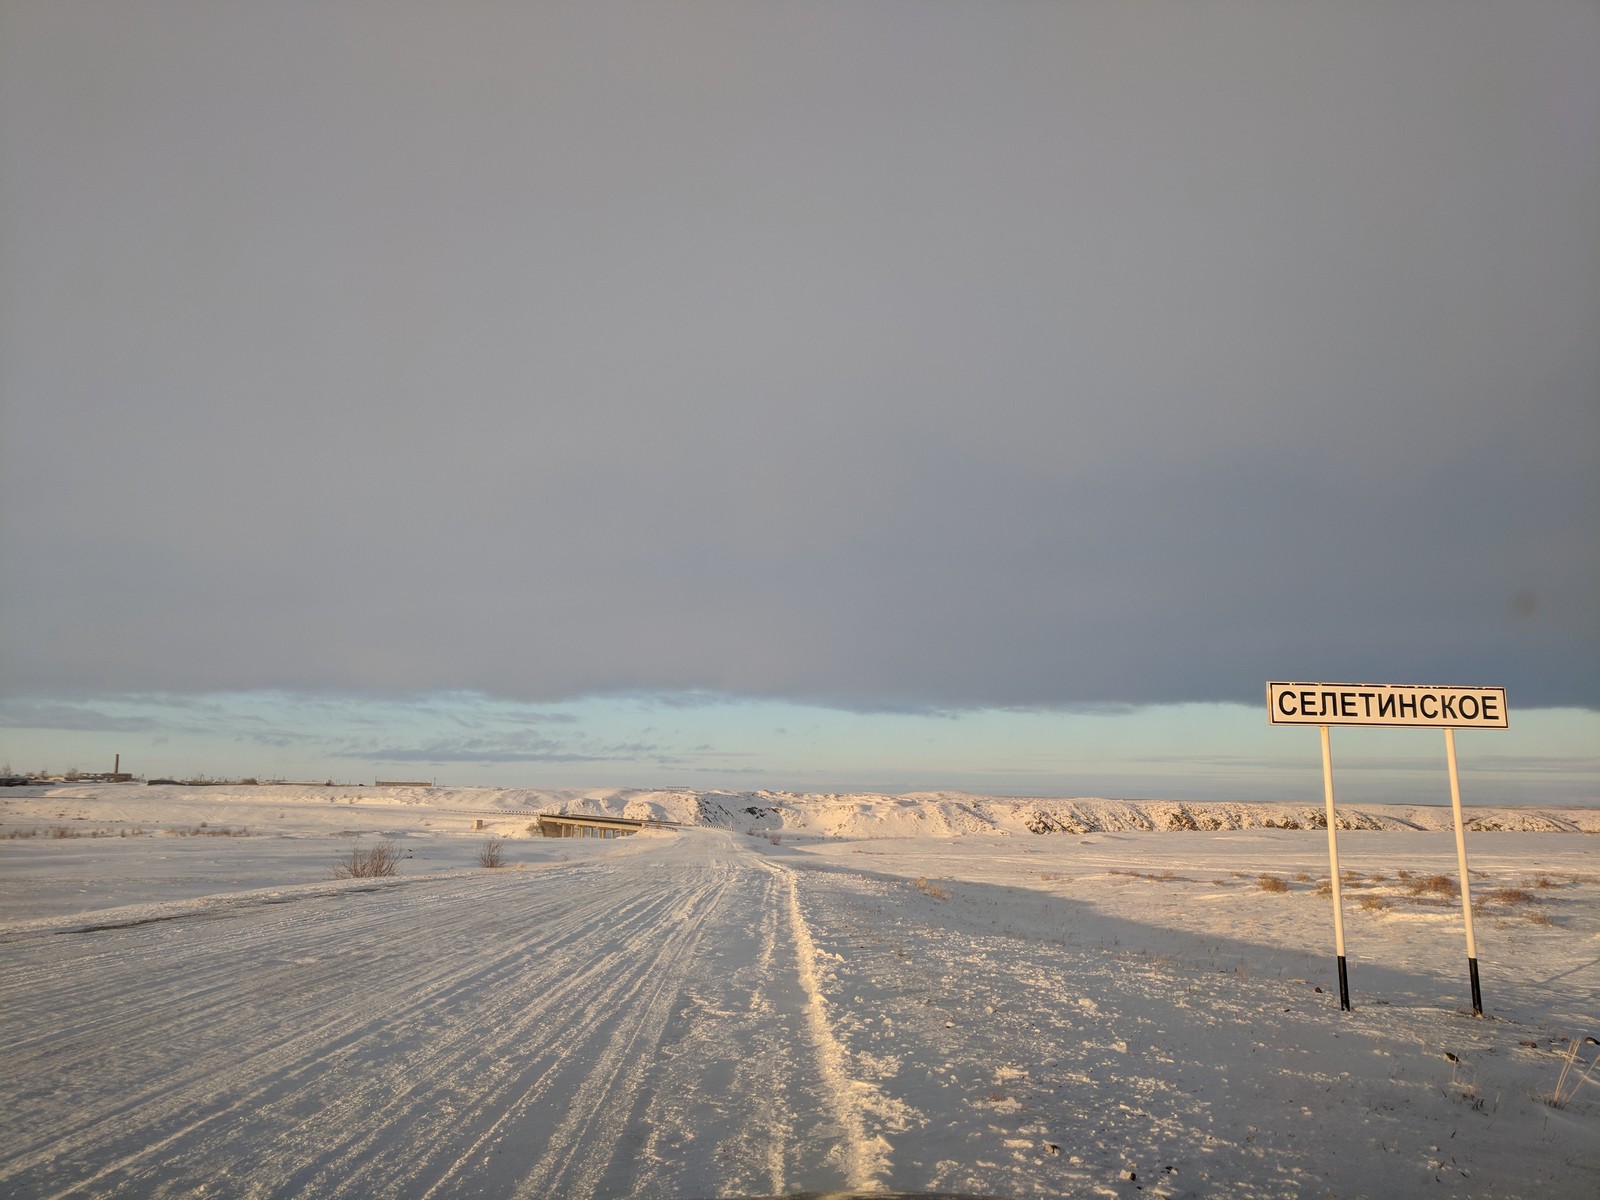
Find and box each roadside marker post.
[1267,682,1507,1016]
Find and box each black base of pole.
[1468,957,1482,1016]
[1337,955,1350,1011]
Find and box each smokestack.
[115,754,120,775]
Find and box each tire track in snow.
[499,873,726,1200]
[284,864,724,1197]
[250,871,722,1198]
[4,868,690,1186]
[7,856,717,1197]
[615,861,833,1199]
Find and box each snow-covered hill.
[423,785,1600,835]
[7,782,1597,838]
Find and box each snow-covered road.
[2,832,887,1199]
[2,819,1596,1198]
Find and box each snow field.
[0,784,1596,1198]
[782,842,1599,1198]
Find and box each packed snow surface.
[2,784,1596,1198]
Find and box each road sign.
[1266,681,1508,728]
[1267,679,1508,1016]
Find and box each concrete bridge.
[534,813,683,839]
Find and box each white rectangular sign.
[1267,681,1508,728]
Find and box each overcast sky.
[1,3,1596,797]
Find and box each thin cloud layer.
[1,2,1595,713]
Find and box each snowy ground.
[1,785,1596,1198]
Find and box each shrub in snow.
[477,838,504,868]
[331,839,401,879]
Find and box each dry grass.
[1408,873,1458,897]
[167,825,248,837]
[1477,885,1555,925]
[912,877,951,901]
[477,838,504,868]
[1546,1039,1598,1109]
[5,825,225,839]
[1257,875,1290,893]
[1285,870,1572,924]
[331,839,401,879]
[1483,886,1538,906]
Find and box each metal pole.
[1445,727,1483,1015]
[1320,725,1351,1010]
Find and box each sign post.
[1267,682,1507,1015]
[1444,728,1482,1014]
[1319,724,1350,1010]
